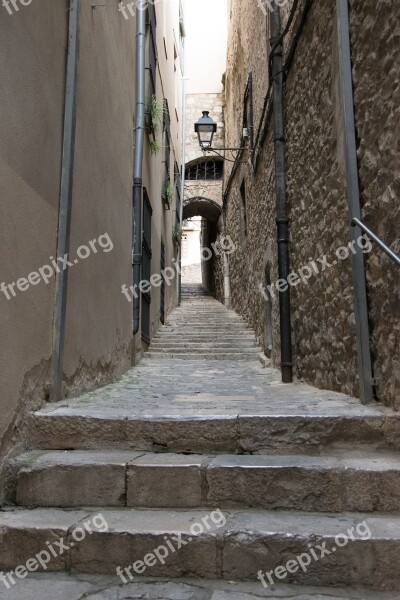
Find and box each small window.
[163,99,171,178]
[185,159,224,181]
[240,180,247,244]
[147,4,157,97]
[174,161,181,222]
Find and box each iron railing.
[352,218,400,266]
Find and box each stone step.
[153,333,257,341]
[2,573,398,600]
[169,311,241,316]
[173,307,235,311]
[149,342,259,350]
[1,507,400,589]
[163,319,251,331]
[161,326,254,333]
[166,321,245,326]
[165,312,245,316]
[146,347,260,354]
[11,450,400,512]
[144,352,258,360]
[27,405,399,453]
[169,308,241,311]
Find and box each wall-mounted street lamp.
[194,111,247,155]
[194,111,217,150]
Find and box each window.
[243,72,254,157]
[240,180,247,244]
[141,189,153,343]
[179,1,185,74]
[174,161,181,223]
[185,159,224,181]
[264,262,273,357]
[163,99,171,178]
[160,243,165,324]
[147,3,157,97]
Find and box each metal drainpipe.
[50,0,80,402]
[336,0,374,403]
[132,2,146,335]
[270,3,293,384]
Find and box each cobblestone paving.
[40,357,393,418]
[39,290,393,420]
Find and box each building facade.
[0,0,185,491]
[223,0,399,408]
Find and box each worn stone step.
[167,312,245,315]
[11,450,400,512]
[149,342,259,350]
[171,311,236,315]
[1,507,400,589]
[163,324,253,330]
[161,331,254,337]
[146,347,260,354]
[1,573,398,600]
[166,314,246,319]
[27,403,399,453]
[168,313,243,318]
[144,352,258,360]
[153,334,257,341]
[168,311,242,315]
[165,323,246,328]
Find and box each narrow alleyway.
[2,289,400,598]
[146,284,262,360]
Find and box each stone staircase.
[146,285,262,361]
[2,288,400,598]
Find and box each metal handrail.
[352,218,400,266]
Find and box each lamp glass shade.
[194,111,217,149]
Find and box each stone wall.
[185,93,225,164]
[284,0,358,397]
[224,0,283,364]
[224,0,399,408]
[350,0,400,409]
[185,93,225,300]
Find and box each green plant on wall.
[162,179,174,207]
[146,94,164,135]
[149,139,162,155]
[173,223,183,244]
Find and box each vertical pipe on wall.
[132,2,146,335]
[270,3,293,384]
[50,0,80,402]
[336,0,374,403]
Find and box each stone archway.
[183,196,222,225]
[182,197,223,298]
